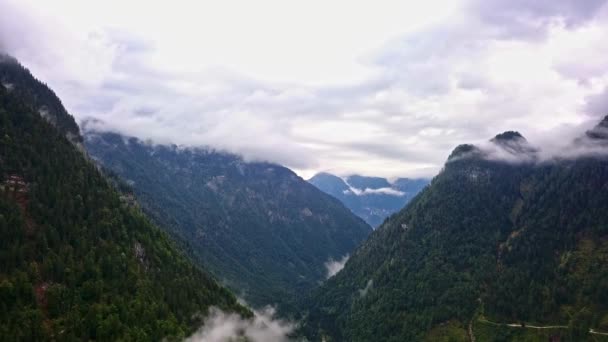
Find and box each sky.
[2,0,608,178]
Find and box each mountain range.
[4,52,608,342]
[83,128,372,311]
[301,121,608,341]
[308,173,428,227]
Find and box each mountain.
[308,173,428,227]
[0,56,248,340]
[346,175,391,190]
[586,116,608,141]
[83,129,372,310]
[0,54,81,144]
[301,120,608,341]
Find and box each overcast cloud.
[2,0,608,178]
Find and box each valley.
[3,55,608,341]
[308,173,428,228]
[2,1,608,340]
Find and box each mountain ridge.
[301,117,608,341]
[0,54,81,144]
[0,57,249,340]
[84,128,372,311]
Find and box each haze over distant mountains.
[309,173,428,227]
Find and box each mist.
[324,254,349,279]
[451,116,608,166]
[185,306,295,342]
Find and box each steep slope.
[0,54,81,143]
[302,124,608,341]
[309,173,428,227]
[0,57,248,340]
[84,130,372,310]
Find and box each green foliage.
[424,320,467,342]
[0,58,249,340]
[0,54,80,142]
[84,131,371,311]
[301,135,608,341]
[474,321,567,342]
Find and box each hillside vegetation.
[0,56,248,341]
[302,124,608,341]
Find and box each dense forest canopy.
[301,124,608,342]
[0,56,249,341]
[84,129,372,311]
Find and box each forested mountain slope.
[0,55,80,143]
[84,130,372,310]
[0,56,248,340]
[309,173,428,227]
[302,122,608,342]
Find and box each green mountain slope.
[0,57,248,341]
[83,130,372,310]
[302,124,608,341]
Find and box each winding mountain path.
[590,329,608,336]
[478,318,608,336]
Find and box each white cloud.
[2,0,608,178]
[359,279,374,298]
[324,254,349,279]
[449,123,608,166]
[346,187,405,197]
[185,306,294,342]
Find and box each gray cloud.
[585,87,608,118]
[471,0,608,40]
[3,1,608,178]
[451,118,608,166]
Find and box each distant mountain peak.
[0,55,82,143]
[448,130,537,164]
[345,175,391,190]
[490,130,539,157]
[310,172,344,180]
[491,131,526,143]
[0,53,18,64]
[447,143,482,161]
[585,115,608,140]
[309,172,429,227]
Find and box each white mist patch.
[186,306,294,342]
[344,186,405,196]
[324,254,349,279]
[359,187,405,196]
[1,81,14,91]
[342,177,406,197]
[359,279,373,298]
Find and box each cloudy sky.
[2,0,608,178]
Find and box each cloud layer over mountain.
[2,0,608,177]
